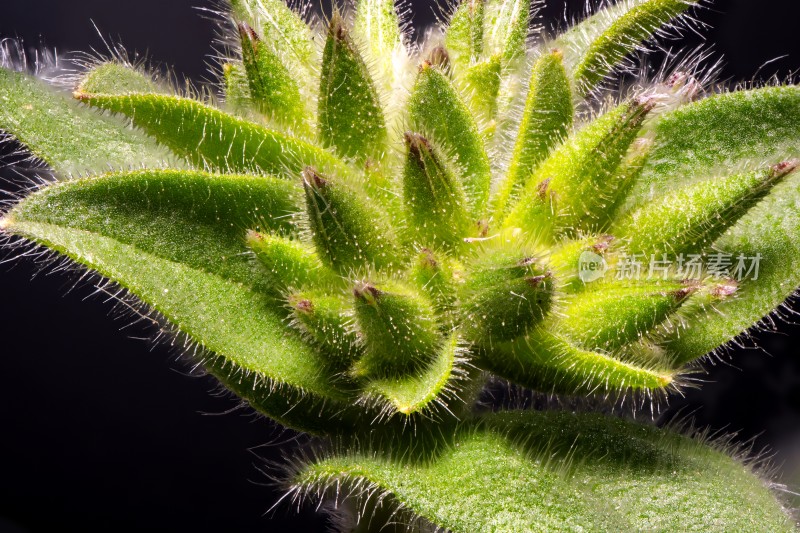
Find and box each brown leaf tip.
[302,167,328,190]
[354,282,381,304]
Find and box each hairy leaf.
[319,15,387,161]
[229,0,317,78]
[0,170,365,433]
[0,68,175,173]
[445,0,485,73]
[408,65,492,219]
[632,86,800,206]
[557,0,694,94]
[493,49,573,219]
[239,22,308,129]
[75,92,347,178]
[293,411,792,532]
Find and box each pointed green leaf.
[616,162,798,256]
[352,282,441,377]
[228,0,317,77]
[238,23,308,129]
[78,62,166,96]
[664,173,800,365]
[319,15,387,161]
[460,251,554,343]
[493,49,573,220]
[631,86,800,206]
[408,65,492,219]
[0,68,175,174]
[353,0,405,76]
[556,0,694,94]
[560,281,694,351]
[402,133,473,252]
[75,92,347,178]
[293,411,792,532]
[0,170,366,434]
[360,334,466,416]
[483,0,530,65]
[445,0,485,73]
[246,231,338,290]
[460,55,502,121]
[289,290,361,367]
[481,327,673,395]
[504,98,652,237]
[302,168,400,274]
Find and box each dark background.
[1,1,799,531]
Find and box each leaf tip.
[0,215,11,231]
[770,159,799,179]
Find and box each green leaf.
[0,68,176,174]
[402,133,473,252]
[559,280,693,352]
[557,0,694,94]
[360,334,466,416]
[302,168,401,274]
[353,0,406,82]
[78,61,166,95]
[483,0,530,65]
[460,55,502,122]
[238,22,308,130]
[504,98,652,237]
[631,86,800,206]
[246,231,338,291]
[0,170,364,434]
[352,282,441,378]
[75,92,348,179]
[615,162,798,256]
[445,0,485,73]
[293,411,792,532]
[222,62,253,113]
[664,172,800,365]
[408,65,492,219]
[319,15,387,161]
[492,49,573,220]
[228,0,317,78]
[481,328,673,395]
[460,251,554,343]
[288,290,361,367]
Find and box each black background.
[1,1,799,531]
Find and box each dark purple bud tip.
[710,280,738,299]
[525,273,552,287]
[591,235,615,253]
[670,286,699,302]
[518,257,538,268]
[770,160,799,178]
[354,282,381,304]
[536,178,552,200]
[329,12,347,40]
[302,167,328,190]
[418,248,438,269]
[404,132,431,156]
[294,299,314,314]
[238,22,259,42]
